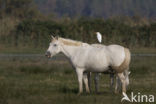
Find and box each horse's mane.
[59,37,83,46]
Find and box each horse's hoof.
[115,90,119,94]
[77,92,82,96]
[86,90,90,94]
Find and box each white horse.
[45,36,131,94]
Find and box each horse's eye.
[54,44,57,47]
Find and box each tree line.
[35,0,156,18]
[0,0,155,49]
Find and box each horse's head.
[45,36,61,58]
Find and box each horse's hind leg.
[94,73,99,93]
[117,73,126,93]
[110,73,114,92]
[115,75,121,93]
[83,73,90,93]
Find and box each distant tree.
[0,0,40,19]
[34,0,156,18]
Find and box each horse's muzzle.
[45,51,51,58]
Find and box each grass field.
[0,56,155,104]
[0,44,156,54]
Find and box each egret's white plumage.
[96,32,102,43]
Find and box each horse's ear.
[51,35,54,39]
[55,35,59,40]
[51,35,55,40]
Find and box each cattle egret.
[96,32,102,43]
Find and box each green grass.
[0,56,156,104]
[0,44,156,54]
[131,47,156,54]
[0,45,46,54]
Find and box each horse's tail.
[124,68,130,86]
[113,48,131,86]
[123,48,131,86]
[112,48,131,73]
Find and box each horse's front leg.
[83,73,90,93]
[76,68,84,95]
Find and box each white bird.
[96,32,102,43]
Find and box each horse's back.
[106,45,125,67]
[73,44,130,73]
[90,44,126,68]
